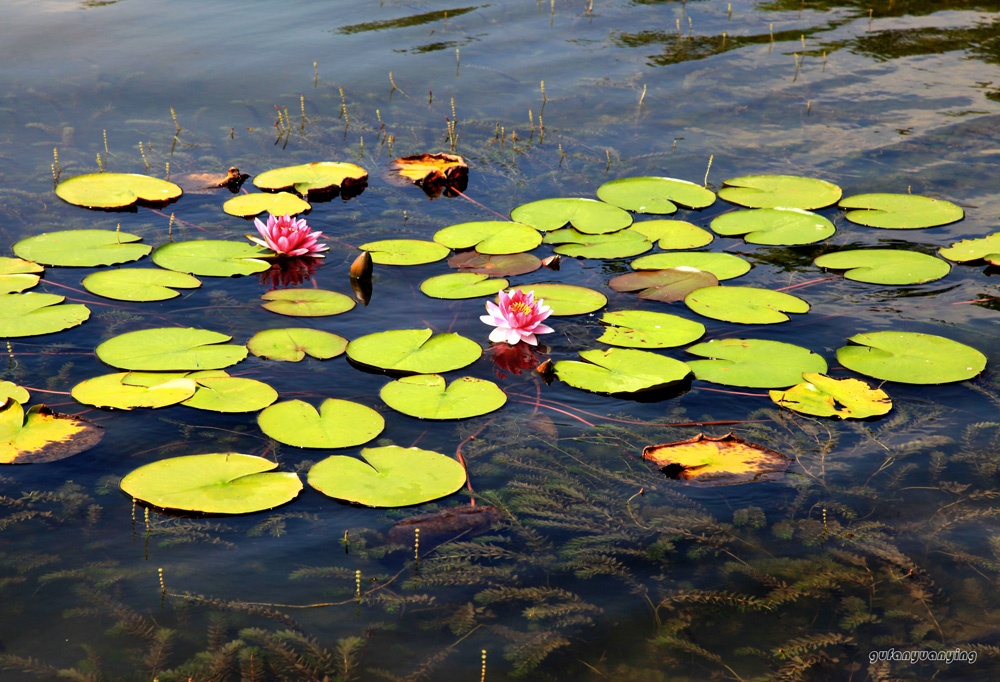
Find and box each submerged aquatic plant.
[248,213,328,258]
[480,288,553,346]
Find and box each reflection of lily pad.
[359,239,450,266]
[686,338,828,388]
[597,310,705,348]
[13,229,151,267]
[434,221,541,255]
[629,220,714,250]
[1,401,104,465]
[511,283,606,316]
[0,293,90,338]
[543,227,652,259]
[420,273,508,299]
[813,249,950,285]
[631,252,751,280]
[380,375,507,420]
[151,240,271,277]
[0,258,43,294]
[836,331,986,384]
[609,269,718,302]
[254,162,368,197]
[718,175,842,210]
[596,176,716,214]
[222,192,311,218]
[510,197,633,235]
[346,329,481,374]
[257,398,384,449]
[82,268,202,301]
[55,172,182,209]
[710,208,835,246]
[769,373,892,419]
[685,286,809,324]
[839,193,964,229]
[261,289,356,317]
[247,328,348,362]
[643,433,791,485]
[96,328,247,371]
[939,233,1000,265]
[555,348,691,395]
[71,372,197,410]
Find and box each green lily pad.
[631,252,751,280]
[246,328,348,362]
[839,193,964,229]
[685,286,809,324]
[628,220,714,250]
[686,339,828,388]
[420,273,509,299]
[597,310,705,348]
[510,197,633,235]
[836,331,986,384]
[718,175,842,210]
[55,172,182,209]
[380,375,507,420]
[81,268,202,301]
[257,398,384,448]
[555,348,691,395]
[13,229,151,267]
[119,453,302,514]
[448,251,542,276]
[261,289,356,317]
[0,382,30,405]
[181,371,279,413]
[307,445,466,507]
[596,176,716,214]
[253,161,368,197]
[0,401,104,464]
[813,249,951,285]
[543,228,652,259]
[222,192,311,218]
[346,328,481,374]
[95,327,247,371]
[769,373,892,419]
[609,268,719,303]
[151,240,271,277]
[510,283,606,316]
[433,221,542,255]
[359,239,450,266]
[0,293,90,338]
[710,208,836,246]
[0,258,43,294]
[939,233,1000,265]
[71,372,197,410]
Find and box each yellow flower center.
[510,301,533,316]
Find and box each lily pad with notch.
[510,197,633,235]
[509,283,606,316]
[359,239,450,266]
[55,172,182,210]
[839,193,964,229]
[813,249,950,285]
[247,328,348,362]
[448,251,542,277]
[0,293,90,338]
[151,240,271,277]
[939,233,1000,265]
[718,175,842,210]
[610,268,719,302]
[13,229,151,267]
[597,310,705,348]
[0,382,30,405]
[82,268,202,302]
[0,258,43,294]
[1,401,104,464]
[543,227,652,259]
[96,327,247,371]
[685,338,828,388]
[257,398,384,449]
[643,433,791,485]
[71,372,197,410]
[596,176,716,214]
[222,192,311,218]
[769,372,892,419]
[710,208,835,246]
[420,273,508,300]
[685,285,809,324]
[261,289,356,317]
[346,328,482,374]
[628,220,714,250]
[380,375,507,420]
[631,252,751,280]
[253,161,368,198]
[177,371,279,413]
[554,348,691,395]
[433,220,541,255]
[836,331,986,384]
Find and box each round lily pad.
[13,229,151,267]
[596,176,716,214]
[609,269,719,303]
[247,328,348,362]
[710,208,835,246]
[510,197,633,235]
[769,373,892,419]
[346,329,481,374]
[307,445,467,507]
[0,293,90,338]
[0,258,43,295]
[629,220,714,250]
[380,375,507,420]
[718,175,842,210]
[120,453,302,514]
[510,284,606,316]
[253,161,369,197]
[55,172,182,209]
[151,240,271,277]
[433,221,542,255]
[631,252,751,280]
[180,371,279,413]
[685,286,809,324]
[939,233,1000,265]
[257,398,384,449]
[96,328,248,371]
[813,249,950,285]
[543,228,652,259]
[82,268,202,301]
[597,310,705,348]
[0,401,103,465]
[261,289,356,317]
[222,192,311,218]
[71,372,197,410]
[448,251,542,277]
[839,193,964,229]
[836,331,986,384]
[359,239,450,266]
[420,273,508,300]
[555,348,691,395]
[686,339,828,388]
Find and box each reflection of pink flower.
[259,256,318,290]
[249,214,328,257]
[480,288,554,346]
[489,342,546,379]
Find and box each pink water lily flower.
[248,213,328,258]
[481,288,554,346]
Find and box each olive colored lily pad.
[180,371,279,413]
[261,289,356,317]
[448,251,542,276]
[55,172,182,209]
[359,239,450,266]
[0,382,30,405]
[120,453,302,514]
[253,161,368,197]
[346,328,481,374]
[555,348,691,395]
[380,375,507,420]
[0,258,43,294]
[0,293,90,338]
[631,252,751,280]
[938,233,1000,265]
[151,240,271,277]
[839,193,964,229]
[685,286,809,324]
[0,401,104,464]
[718,175,842,210]
[836,331,986,384]
[609,269,719,303]
[96,327,247,371]
[510,198,633,235]
[433,221,542,255]
[597,310,705,348]
[596,176,716,214]
[257,398,384,449]
[643,433,791,485]
[13,229,151,267]
[510,283,606,316]
[222,192,311,218]
[307,445,467,507]
[686,338,828,388]
[543,228,652,259]
[247,328,348,362]
[628,220,714,250]
[82,268,202,301]
[71,372,197,410]
[710,208,835,246]
[769,373,892,419]
[813,249,950,285]
[420,273,509,299]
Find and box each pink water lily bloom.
[480,288,554,346]
[248,213,328,258]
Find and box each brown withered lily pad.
[610,268,719,303]
[1,400,104,464]
[386,504,502,545]
[174,167,249,194]
[389,153,469,198]
[448,251,542,277]
[642,433,791,485]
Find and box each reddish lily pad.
[610,268,719,302]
